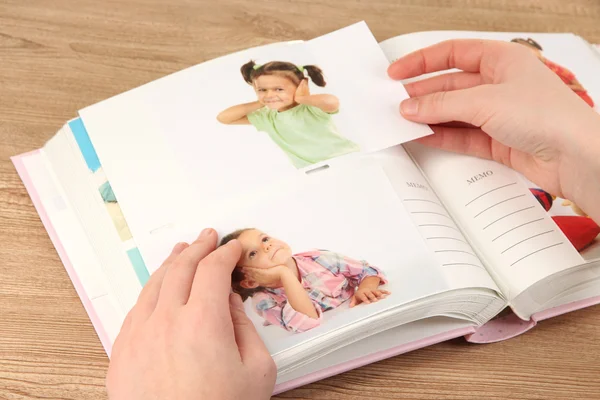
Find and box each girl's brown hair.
[511,37,543,51]
[220,228,262,302]
[240,60,326,87]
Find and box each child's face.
[236,229,293,269]
[253,75,298,111]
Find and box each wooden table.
[2,1,600,398]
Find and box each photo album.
[12,21,600,394]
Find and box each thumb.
[400,85,494,126]
[229,293,271,364]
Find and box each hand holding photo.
[221,228,389,333]
[216,60,360,169]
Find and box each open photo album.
[12,21,600,394]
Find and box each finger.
[404,72,483,98]
[229,293,273,367]
[437,121,479,129]
[241,267,262,283]
[359,293,371,304]
[117,309,134,338]
[241,268,252,279]
[399,84,497,126]
[373,290,384,299]
[157,228,217,309]
[417,125,500,161]
[111,310,134,355]
[187,239,243,316]
[349,296,356,308]
[380,290,391,295]
[366,292,378,302]
[388,39,507,80]
[133,241,189,320]
[242,267,261,278]
[418,126,541,183]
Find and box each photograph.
[216,59,360,169]
[97,174,133,242]
[77,23,431,247]
[135,159,449,354]
[221,228,388,333]
[528,186,600,261]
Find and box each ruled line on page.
[492,218,544,242]
[403,198,445,208]
[473,194,526,218]
[500,230,554,254]
[465,182,517,207]
[483,206,535,230]
[442,262,485,269]
[411,211,453,219]
[510,243,564,266]
[426,236,469,245]
[435,249,478,258]
[419,224,460,231]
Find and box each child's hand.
[242,265,291,288]
[294,78,310,100]
[349,287,390,308]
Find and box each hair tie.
[297,65,304,73]
[253,64,262,70]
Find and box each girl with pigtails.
[217,60,360,169]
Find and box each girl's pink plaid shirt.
[251,250,387,333]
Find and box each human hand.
[388,39,600,222]
[106,228,276,400]
[349,288,390,308]
[294,78,310,100]
[242,265,291,288]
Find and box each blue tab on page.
[69,118,101,172]
[126,247,150,286]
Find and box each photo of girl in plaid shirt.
[220,228,389,333]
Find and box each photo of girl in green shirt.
[216,60,360,169]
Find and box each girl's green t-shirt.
[248,104,360,169]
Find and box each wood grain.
[2,0,600,398]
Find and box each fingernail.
[230,293,244,309]
[400,98,418,115]
[199,228,214,239]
